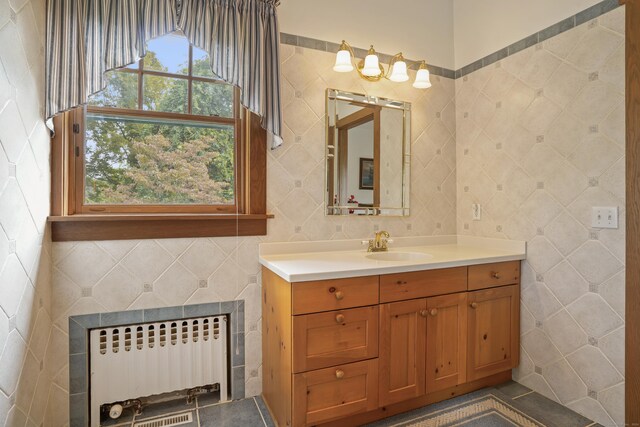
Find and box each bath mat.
[396,395,545,427]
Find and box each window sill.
[48,214,274,242]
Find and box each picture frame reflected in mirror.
[359,158,374,190]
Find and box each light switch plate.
[591,206,619,229]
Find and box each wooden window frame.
[623,0,640,425]
[49,43,271,241]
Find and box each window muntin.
[83,34,241,213]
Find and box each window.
[50,34,269,241]
[85,34,238,212]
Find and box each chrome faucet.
[366,231,391,252]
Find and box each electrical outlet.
[472,204,482,221]
[591,207,618,229]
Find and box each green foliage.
[104,134,227,204]
[86,52,236,205]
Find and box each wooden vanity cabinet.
[262,261,521,427]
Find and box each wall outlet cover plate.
[472,203,481,221]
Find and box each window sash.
[75,41,246,215]
[109,66,234,116]
[91,43,235,119]
[73,101,246,215]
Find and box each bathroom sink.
[365,252,432,262]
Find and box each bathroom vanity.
[259,236,526,427]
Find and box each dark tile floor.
[101,381,598,427]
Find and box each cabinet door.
[467,285,520,381]
[426,293,467,392]
[379,299,427,406]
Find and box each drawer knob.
[420,310,428,317]
[335,314,345,323]
[396,280,407,285]
[335,369,345,379]
[492,272,501,279]
[335,291,344,301]
[430,308,438,316]
[470,302,478,309]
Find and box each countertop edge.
[259,252,526,283]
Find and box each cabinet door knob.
[492,272,501,279]
[430,308,438,316]
[335,314,345,323]
[335,369,345,379]
[419,310,428,317]
[335,291,344,300]
[470,302,478,309]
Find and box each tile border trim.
[454,0,621,78]
[68,301,245,427]
[279,0,621,80]
[279,32,457,79]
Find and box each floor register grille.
[133,412,193,427]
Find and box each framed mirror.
[325,89,410,216]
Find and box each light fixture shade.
[389,60,409,82]
[413,67,432,89]
[333,49,354,72]
[361,53,381,76]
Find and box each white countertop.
[259,235,527,282]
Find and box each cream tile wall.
[48,45,457,425]
[0,0,53,425]
[45,8,628,426]
[455,8,625,426]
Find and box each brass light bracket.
[339,41,406,82]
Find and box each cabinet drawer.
[380,267,467,303]
[293,306,379,373]
[468,261,520,291]
[292,276,379,315]
[293,359,379,426]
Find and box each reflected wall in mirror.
[326,89,410,216]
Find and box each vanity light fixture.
[333,40,431,89]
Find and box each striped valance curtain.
[45,0,283,148]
